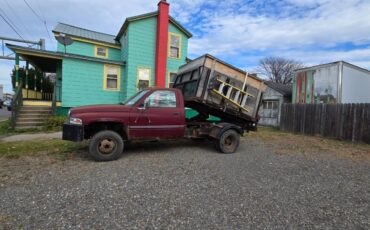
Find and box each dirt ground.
[1,128,369,186]
[247,127,370,162]
[0,128,369,228]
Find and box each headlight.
[70,117,83,125]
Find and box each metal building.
[292,61,370,104]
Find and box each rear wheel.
[214,129,240,154]
[89,130,124,161]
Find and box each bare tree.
[258,57,304,84]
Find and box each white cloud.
[187,0,370,56]
[273,47,370,68]
[0,0,156,92]
[1,0,370,93]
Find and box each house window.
[168,33,181,59]
[104,65,120,90]
[168,72,177,88]
[95,46,108,58]
[260,100,279,118]
[137,67,150,91]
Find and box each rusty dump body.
[173,54,267,129]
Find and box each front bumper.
[62,123,84,142]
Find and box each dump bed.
[173,54,267,128]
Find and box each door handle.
[173,112,180,116]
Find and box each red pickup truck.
[63,88,246,161]
[63,55,266,161]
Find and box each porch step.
[16,121,46,126]
[15,125,43,129]
[17,117,48,122]
[15,105,52,129]
[19,110,52,115]
[19,106,52,111]
[17,113,50,118]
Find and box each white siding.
[312,63,339,103]
[341,63,370,103]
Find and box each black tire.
[89,130,124,161]
[7,107,11,111]
[214,129,240,154]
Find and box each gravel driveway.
[0,138,369,229]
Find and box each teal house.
[7,0,192,116]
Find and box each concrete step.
[17,114,50,119]
[17,117,47,122]
[19,106,52,111]
[16,121,46,126]
[15,125,43,129]
[19,110,52,115]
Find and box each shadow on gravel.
[122,139,217,156]
[69,139,218,162]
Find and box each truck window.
[144,90,177,108]
[121,90,148,106]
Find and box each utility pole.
[0,36,44,60]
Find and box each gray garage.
[259,81,292,127]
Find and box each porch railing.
[22,89,53,101]
[11,81,23,129]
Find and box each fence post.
[352,104,357,142]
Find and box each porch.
[7,44,62,129]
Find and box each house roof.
[53,23,119,45]
[295,60,370,75]
[6,44,125,70]
[115,11,193,40]
[264,81,292,96]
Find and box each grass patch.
[0,116,65,137]
[0,120,11,136]
[44,116,67,131]
[248,126,370,161]
[0,139,87,159]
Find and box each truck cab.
[64,88,185,139]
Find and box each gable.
[115,11,192,41]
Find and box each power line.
[0,8,24,39]
[0,12,25,41]
[4,0,33,38]
[23,0,52,42]
[23,0,44,22]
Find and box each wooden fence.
[280,103,370,144]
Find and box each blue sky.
[1,0,370,93]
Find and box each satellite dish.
[56,34,73,53]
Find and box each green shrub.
[0,119,11,136]
[44,116,67,130]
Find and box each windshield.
[121,90,148,106]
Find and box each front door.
[129,90,185,139]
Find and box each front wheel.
[214,129,240,154]
[89,130,124,161]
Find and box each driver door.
[129,90,184,139]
